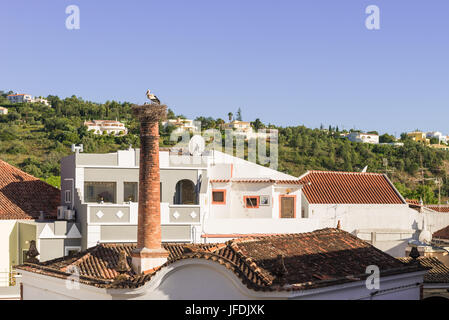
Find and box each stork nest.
[132,103,167,122]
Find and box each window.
[174,179,197,205]
[21,250,28,264]
[124,182,138,202]
[64,190,72,204]
[244,196,259,208]
[212,190,226,204]
[84,182,116,203]
[65,246,81,257]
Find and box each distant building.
[221,120,271,140]
[380,142,404,147]
[430,144,449,151]
[407,131,430,144]
[33,97,50,106]
[84,120,128,135]
[7,94,33,103]
[0,107,8,115]
[222,120,252,133]
[161,118,197,132]
[426,131,446,144]
[6,94,50,106]
[347,132,379,144]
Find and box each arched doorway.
[174,180,197,205]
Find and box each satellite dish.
[189,135,205,156]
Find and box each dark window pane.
[246,197,258,207]
[84,182,116,203]
[213,191,224,203]
[124,182,138,202]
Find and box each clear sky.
[1,0,448,135]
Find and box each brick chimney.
[130,102,169,274]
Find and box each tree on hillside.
[379,133,396,143]
[236,108,242,121]
[251,118,265,131]
[228,112,233,122]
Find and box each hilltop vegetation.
[0,90,448,203]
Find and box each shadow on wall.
[0,180,60,219]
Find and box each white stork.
[146,89,160,104]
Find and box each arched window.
[174,179,197,205]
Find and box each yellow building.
[407,131,430,144]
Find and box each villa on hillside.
[347,132,379,144]
[7,94,50,106]
[161,118,197,133]
[84,120,128,135]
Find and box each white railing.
[203,218,320,235]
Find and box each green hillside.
[1,90,448,204]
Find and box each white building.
[7,94,33,103]
[84,120,128,135]
[161,118,197,132]
[17,228,427,300]
[0,159,65,299]
[58,147,309,250]
[426,131,447,144]
[0,107,8,115]
[299,170,425,257]
[32,97,50,106]
[347,132,379,144]
[6,94,49,106]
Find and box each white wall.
[307,203,420,232]
[20,260,424,300]
[203,218,319,239]
[0,221,16,287]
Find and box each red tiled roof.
[299,170,405,204]
[17,229,424,291]
[406,199,421,206]
[398,257,449,283]
[426,205,449,213]
[0,159,60,220]
[433,225,449,240]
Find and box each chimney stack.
[130,101,168,274]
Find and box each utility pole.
[382,158,395,178]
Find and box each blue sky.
[1,0,448,135]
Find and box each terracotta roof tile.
[299,170,405,204]
[17,229,425,291]
[433,225,449,240]
[0,159,60,220]
[398,257,449,283]
[426,205,449,213]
